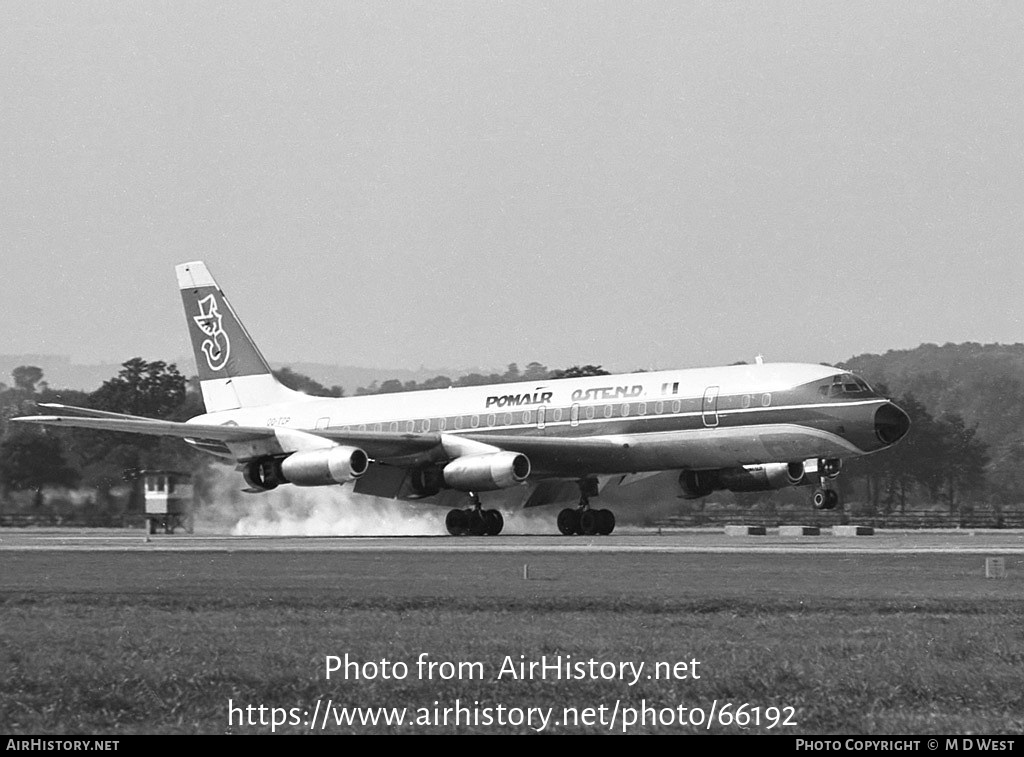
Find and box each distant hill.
[271,362,496,395]
[842,342,1024,448]
[0,355,127,393]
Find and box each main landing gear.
[812,458,842,510]
[557,478,616,536]
[445,492,504,536]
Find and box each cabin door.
[702,386,720,428]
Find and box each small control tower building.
[141,470,194,534]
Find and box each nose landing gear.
[812,488,840,510]
[812,458,842,510]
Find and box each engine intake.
[278,446,370,487]
[243,457,284,491]
[443,451,531,492]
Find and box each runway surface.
[3,526,1024,554]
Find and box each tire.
[557,508,578,535]
[445,509,466,536]
[579,509,599,535]
[597,509,615,535]
[812,490,827,510]
[467,509,487,536]
[484,510,504,536]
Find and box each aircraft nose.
[875,402,910,445]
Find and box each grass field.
[2,549,1023,734]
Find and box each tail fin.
[176,261,305,412]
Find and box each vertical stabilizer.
[176,261,303,412]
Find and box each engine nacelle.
[278,446,370,487]
[678,470,716,499]
[717,462,806,492]
[443,451,531,492]
[409,466,445,498]
[243,457,284,491]
[679,462,807,498]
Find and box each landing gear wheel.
[466,508,487,536]
[596,509,615,535]
[579,509,599,535]
[484,509,504,536]
[812,489,840,510]
[445,508,467,535]
[824,490,839,510]
[557,508,579,535]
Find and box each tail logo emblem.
[193,294,231,371]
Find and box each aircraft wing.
[34,402,169,422]
[456,433,639,475]
[16,413,291,443]
[17,405,674,471]
[13,405,443,463]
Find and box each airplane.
[14,261,910,536]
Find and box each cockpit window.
[821,373,872,397]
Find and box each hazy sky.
[3,2,1022,375]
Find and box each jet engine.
[409,466,445,498]
[442,451,531,492]
[678,469,716,499]
[243,457,284,491]
[679,462,806,498]
[280,446,369,486]
[242,446,369,490]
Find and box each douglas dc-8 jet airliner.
[16,262,910,536]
